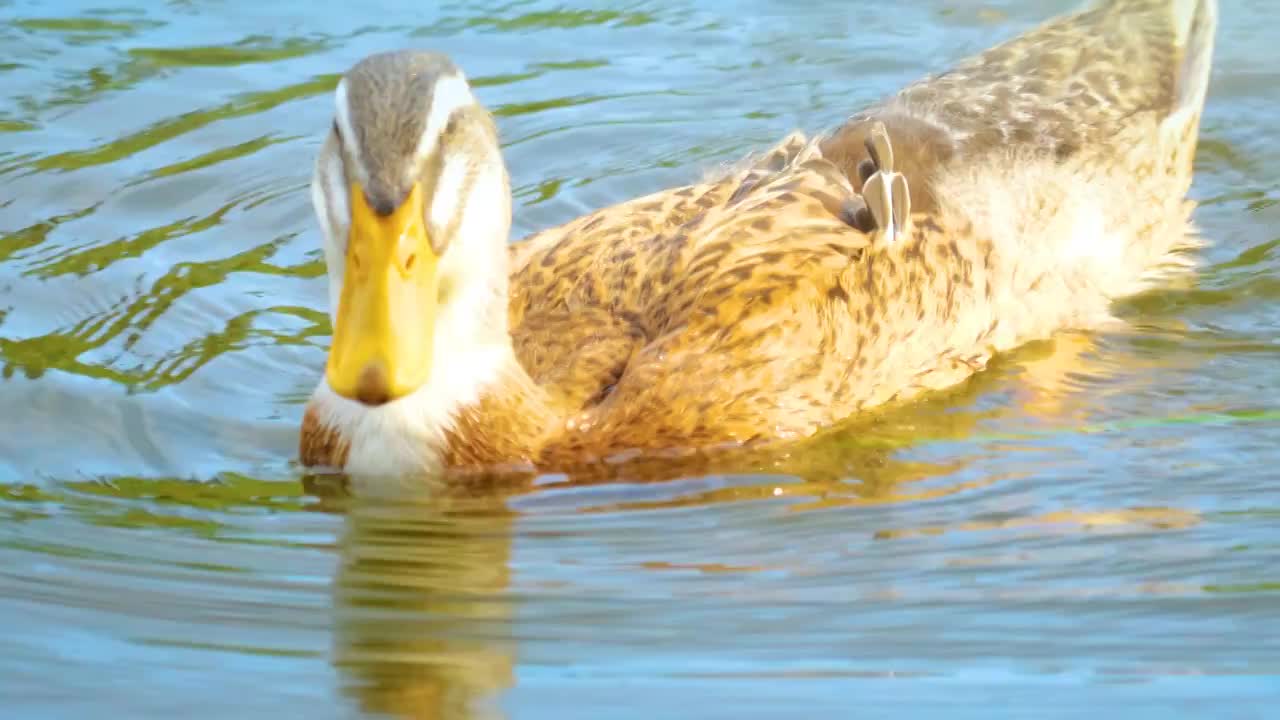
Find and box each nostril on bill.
[355,363,392,406]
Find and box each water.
[2,0,1278,716]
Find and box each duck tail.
[1101,0,1219,288]
[1089,0,1218,122]
[1168,0,1218,124]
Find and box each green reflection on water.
[415,9,655,37]
[34,73,339,172]
[2,233,326,388]
[1204,582,1280,594]
[145,135,294,180]
[13,17,147,35]
[129,37,331,67]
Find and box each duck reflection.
[321,485,517,720]
[304,328,1125,719]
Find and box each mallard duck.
[300,0,1219,477]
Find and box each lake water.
[2,0,1278,717]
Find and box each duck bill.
[325,182,439,405]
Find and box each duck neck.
[427,217,559,464]
[424,143,550,425]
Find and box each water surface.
[2,0,1279,717]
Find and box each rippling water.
[2,0,1278,717]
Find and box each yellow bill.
[326,182,438,405]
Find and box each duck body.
[301,0,1218,477]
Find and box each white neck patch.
[309,344,516,476]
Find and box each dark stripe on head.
[340,50,464,214]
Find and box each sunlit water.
[2,0,1278,717]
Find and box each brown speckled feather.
[494,0,1217,469]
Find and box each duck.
[299,0,1219,478]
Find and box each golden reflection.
[1008,331,1097,420]
[315,482,516,720]
[874,507,1201,541]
